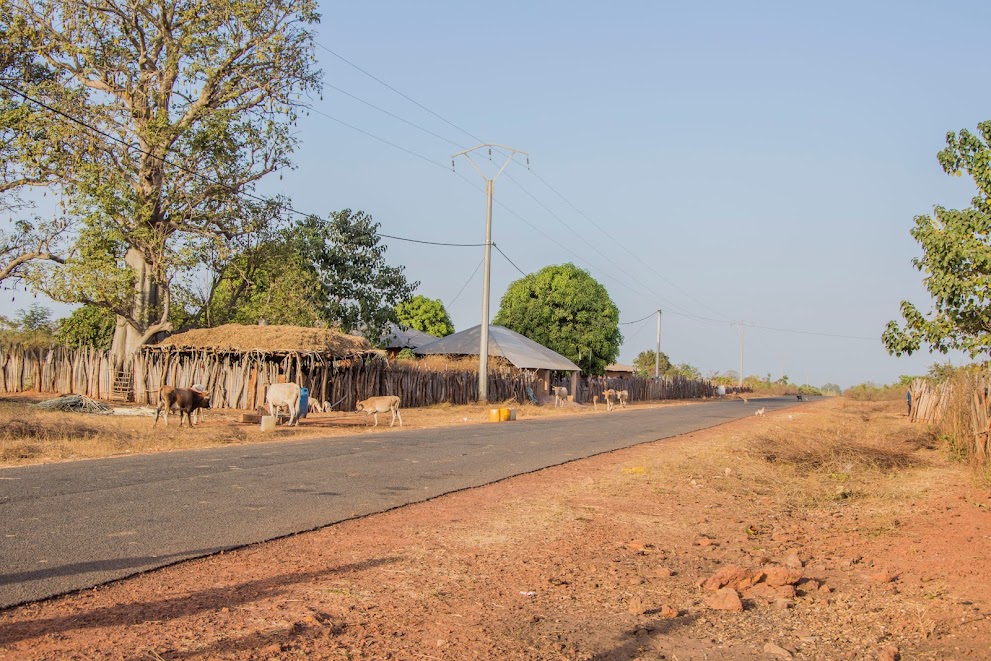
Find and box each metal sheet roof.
[415,325,580,372]
[355,322,439,350]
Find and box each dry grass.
[585,398,945,527]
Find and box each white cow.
[603,389,618,412]
[307,399,323,414]
[552,386,569,407]
[266,382,302,426]
[356,395,403,427]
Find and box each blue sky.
[6,1,990,388]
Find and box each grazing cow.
[266,382,302,426]
[307,399,323,414]
[603,389,618,412]
[356,395,403,427]
[616,389,629,408]
[552,386,569,407]
[154,386,210,428]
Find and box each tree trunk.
[109,248,167,364]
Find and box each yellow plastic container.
[499,407,511,421]
[489,408,502,422]
[260,415,276,432]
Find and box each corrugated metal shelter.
[416,325,580,398]
[416,325,579,370]
[380,323,438,353]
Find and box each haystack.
[150,324,372,356]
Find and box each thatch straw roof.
[148,324,372,356]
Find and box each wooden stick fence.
[0,344,535,410]
[909,374,991,469]
[558,374,716,403]
[1,343,720,412]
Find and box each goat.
[356,395,403,427]
[755,407,766,417]
[796,394,804,401]
[154,386,210,428]
[552,386,569,408]
[307,399,323,415]
[593,394,600,411]
[266,382,302,426]
[322,400,334,413]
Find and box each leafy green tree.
[884,121,991,358]
[396,295,454,338]
[53,305,115,349]
[2,0,321,360]
[493,263,621,376]
[632,349,671,377]
[0,303,55,346]
[670,363,702,380]
[178,210,416,341]
[821,383,842,395]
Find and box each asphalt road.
[0,396,806,608]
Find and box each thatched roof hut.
[137,324,377,410]
[148,324,372,357]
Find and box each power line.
[492,243,528,277]
[620,312,655,325]
[447,258,485,308]
[380,233,485,247]
[317,43,484,145]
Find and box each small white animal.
[356,395,403,427]
[322,400,334,413]
[755,407,766,417]
[552,386,569,407]
[308,399,322,414]
[616,389,629,408]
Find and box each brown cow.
[154,386,211,427]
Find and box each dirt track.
[1,397,990,660]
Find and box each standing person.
[906,389,913,416]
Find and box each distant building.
[604,363,636,378]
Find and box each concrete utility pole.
[738,324,745,387]
[451,144,528,402]
[655,309,662,378]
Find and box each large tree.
[884,121,991,358]
[493,263,622,375]
[395,295,454,338]
[1,0,321,361]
